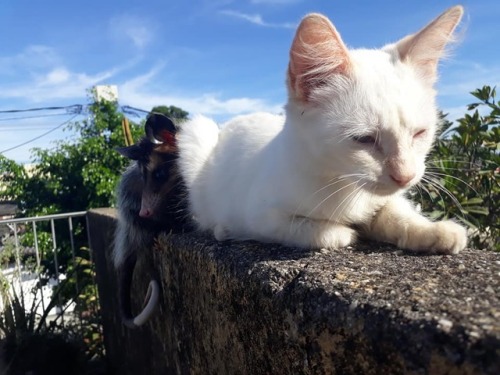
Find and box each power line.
[0,105,85,153]
[0,114,80,155]
[0,104,82,114]
[0,103,153,156]
[0,104,146,124]
[121,105,149,117]
[0,112,73,123]
[0,127,58,131]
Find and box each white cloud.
[39,68,71,85]
[438,61,500,99]
[0,45,109,101]
[219,10,295,29]
[0,44,143,103]
[119,66,283,118]
[108,14,154,49]
[0,66,122,102]
[0,61,284,163]
[0,45,60,75]
[434,60,500,122]
[0,46,282,118]
[0,41,282,116]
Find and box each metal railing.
[0,211,97,331]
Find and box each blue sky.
[0,0,499,163]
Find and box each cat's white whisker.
[428,158,478,165]
[290,174,365,222]
[334,182,368,224]
[291,177,365,234]
[415,183,430,208]
[426,165,477,171]
[309,179,362,213]
[425,171,479,195]
[327,180,367,223]
[420,177,448,214]
[422,176,465,217]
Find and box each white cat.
[178,6,467,254]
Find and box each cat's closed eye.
[413,129,427,138]
[352,135,376,144]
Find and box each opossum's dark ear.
[145,113,177,146]
[116,145,143,160]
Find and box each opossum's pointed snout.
[140,195,157,218]
[139,208,153,218]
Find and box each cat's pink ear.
[288,13,351,103]
[396,5,463,85]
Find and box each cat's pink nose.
[390,173,415,187]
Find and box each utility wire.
[0,103,151,155]
[0,104,82,114]
[0,127,60,131]
[121,105,149,117]
[0,114,80,155]
[0,112,73,123]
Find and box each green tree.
[27,99,142,215]
[1,101,138,215]
[0,155,28,201]
[419,86,500,251]
[151,105,189,121]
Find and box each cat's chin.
[371,183,408,197]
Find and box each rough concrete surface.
[87,208,500,375]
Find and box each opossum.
[114,113,189,328]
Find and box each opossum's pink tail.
[120,254,160,329]
[177,115,219,189]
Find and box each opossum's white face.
[117,112,179,221]
[139,148,178,219]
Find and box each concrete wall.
[87,208,500,375]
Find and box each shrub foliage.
[418,86,499,251]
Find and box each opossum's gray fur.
[114,163,160,269]
[113,114,190,328]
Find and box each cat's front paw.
[319,225,356,249]
[428,220,467,254]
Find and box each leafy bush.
[418,85,499,251]
[0,251,104,374]
[0,274,83,374]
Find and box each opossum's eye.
[153,169,168,182]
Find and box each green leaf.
[467,103,480,110]
[465,206,489,215]
[462,197,484,205]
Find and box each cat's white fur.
[178,6,467,254]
